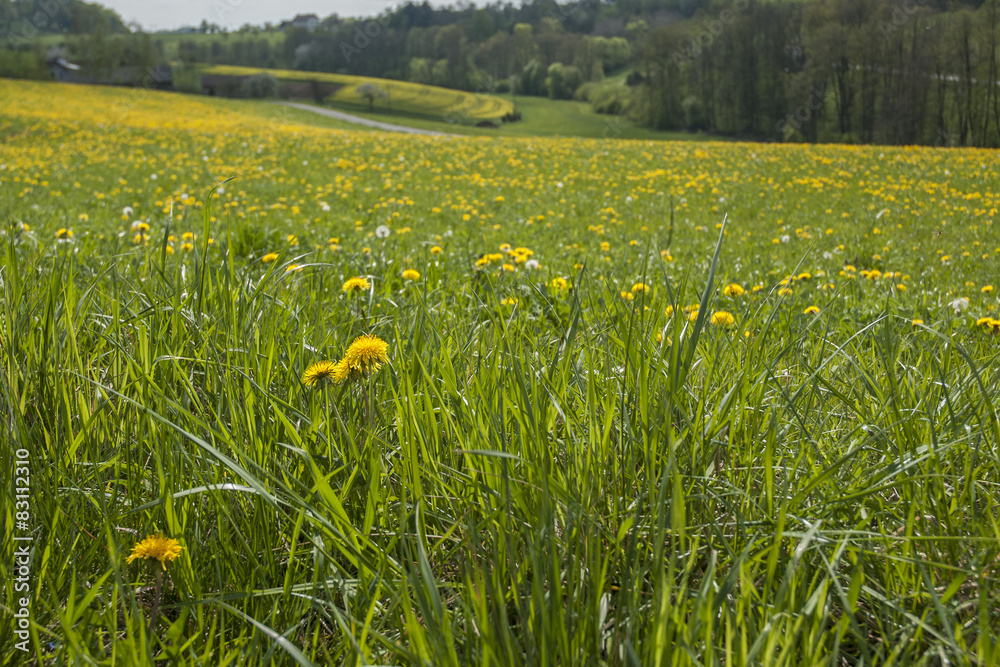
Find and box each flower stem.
[148,567,164,636]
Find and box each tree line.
[635,0,1000,146]
[3,0,1000,145]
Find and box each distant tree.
[241,72,278,98]
[356,81,388,110]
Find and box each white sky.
[98,0,413,31]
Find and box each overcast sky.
[98,0,414,31]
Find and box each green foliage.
[0,48,46,79]
[240,72,279,98]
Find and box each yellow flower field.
[200,64,516,120]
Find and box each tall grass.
[2,196,998,666]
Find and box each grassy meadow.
[303,94,698,141]
[2,78,1000,665]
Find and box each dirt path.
[275,101,456,136]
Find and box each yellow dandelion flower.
[501,297,518,306]
[302,360,341,387]
[341,334,390,377]
[983,285,994,293]
[181,242,194,252]
[550,277,570,291]
[665,305,675,318]
[621,291,634,301]
[631,282,649,294]
[723,283,745,297]
[343,276,370,293]
[285,264,302,273]
[402,269,421,281]
[711,311,735,328]
[911,319,924,327]
[430,245,443,255]
[803,305,820,315]
[56,228,72,239]
[126,534,184,570]
[501,263,515,272]
[261,252,278,264]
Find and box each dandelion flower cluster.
[126,534,184,570]
[402,269,421,281]
[302,335,390,389]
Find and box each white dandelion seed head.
[949,297,969,313]
[525,259,539,270]
[122,206,133,217]
[375,225,391,239]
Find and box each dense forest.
[4,0,1000,146]
[1,0,125,40]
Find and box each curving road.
[274,101,456,136]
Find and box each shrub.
[241,72,278,98]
